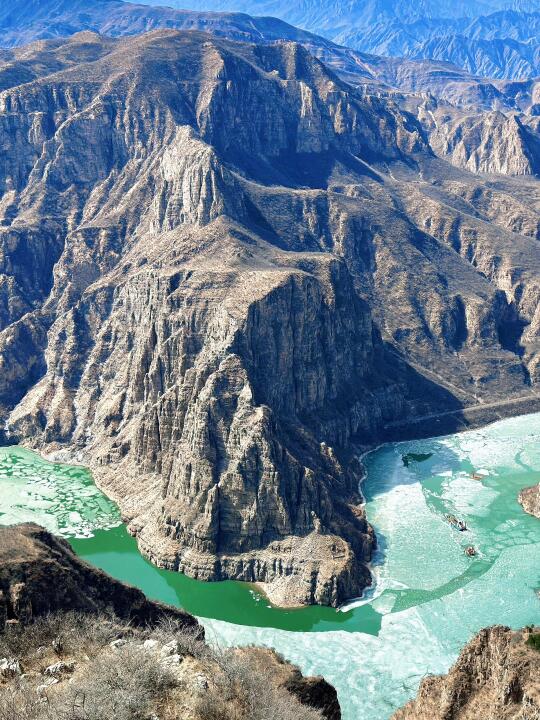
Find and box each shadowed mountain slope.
[1,30,540,605]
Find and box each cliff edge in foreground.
[393,625,540,720]
[0,522,198,631]
[0,523,340,720]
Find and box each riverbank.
[2,412,539,719]
[19,393,540,614]
[0,523,340,720]
[201,413,540,718]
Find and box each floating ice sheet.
[0,446,121,537]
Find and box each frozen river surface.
[1,413,539,719]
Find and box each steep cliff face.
[1,30,540,605]
[419,104,540,175]
[393,626,540,720]
[0,30,422,606]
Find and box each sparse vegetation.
[526,633,540,652]
[194,647,323,720]
[0,614,325,720]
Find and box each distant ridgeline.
[136,0,540,79]
[1,0,540,79]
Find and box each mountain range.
[0,0,537,107]
[4,0,540,176]
[131,0,540,79]
[1,11,540,605]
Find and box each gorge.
[1,410,539,718]
[0,2,539,718]
[2,26,540,608]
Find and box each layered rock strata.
[393,625,540,720]
[1,31,540,605]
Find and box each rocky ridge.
[519,483,540,517]
[124,0,540,80]
[5,0,540,182]
[1,0,533,104]
[0,522,340,720]
[0,0,481,99]
[2,30,540,605]
[393,625,540,720]
[0,523,198,631]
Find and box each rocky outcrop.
[0,524,340,720]
[0,523,200,631]
[519,484,540,518]
[393,625,540,720]
[1,30,540,607]
[245,647,341,720]
[419,104,540,175]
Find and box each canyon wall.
[0,31,540,604]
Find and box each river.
[0,412,539,719]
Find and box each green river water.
[0,412,539,719]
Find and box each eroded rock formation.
[1,30,540,605]
[393,625,540,720]
[519,484,540,518]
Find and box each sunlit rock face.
[393,625,540,720]
[202,411,540,719]
[519,483,540,517]
[1,29,540,605]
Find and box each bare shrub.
[0,615,324,720]
[0,685,41,720]
[195,648,324,720]
[59,644,177,720]
[148,617,208,660]
[0,612,125,662]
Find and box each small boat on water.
[445,514,468,531]
[465,546,477,557]
[471,473,484,480]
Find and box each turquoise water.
[0,446,121,537]
[1,413,539,719]
[69,525,382,632]
[202,416,540,718]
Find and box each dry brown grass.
[193,647,323,720]
[0,613,324,720]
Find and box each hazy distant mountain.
[135,0,540,25]
[0,0,487,95]
[134,0,540,79]
[334,10,540,79]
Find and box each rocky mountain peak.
[1,27,540,607]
